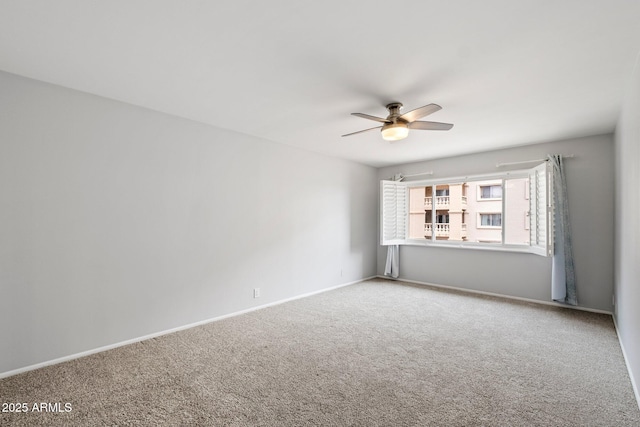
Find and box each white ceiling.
[1,1,639,167]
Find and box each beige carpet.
[1,278,639,426]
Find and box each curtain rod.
[401,171,434,178]
[389,171,434,181]
[496,154,575,168]
[390,154,575,180]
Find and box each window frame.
[478,184,503,201]
[478,212,502,228]
[380,164,553,256]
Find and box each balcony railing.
[424,223,468,237]
[424,196,449,208]
[425,223,450,236]
[424,196,467,209]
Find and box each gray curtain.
[549,154,577,305]
[384,244,399,279]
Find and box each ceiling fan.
[342,102,453,141]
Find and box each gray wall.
[0,71,378,375]
[614,56,640,401]
[377,134,615,312]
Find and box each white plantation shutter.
[529,162,553,256]
[380,180,407,245]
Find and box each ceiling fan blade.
[342,126,383,137]
[408,121,453,131]
[400,104,442,123]
[351,113,391,123]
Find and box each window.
[479,213,501,227]
[479,184,502,199]
[380,163,552,255]
[436,214,449,224]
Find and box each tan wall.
[465,180,503,243]
[407,179,530,244]
[448,184,465,241]
[504,178,530,245]
[409,187,426,239]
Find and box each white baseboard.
[376,275,613,315]
[0,276,375,379]
[612,316,640,411]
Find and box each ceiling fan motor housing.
[381,102,409,141]
[385,102,404,120]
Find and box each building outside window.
[406,178,532,245]
[382,163,550,255]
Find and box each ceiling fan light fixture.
[381,122,409,141]
[342,102,452,139]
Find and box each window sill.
[402,239,538,254]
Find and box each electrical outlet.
[254,288,261,298]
